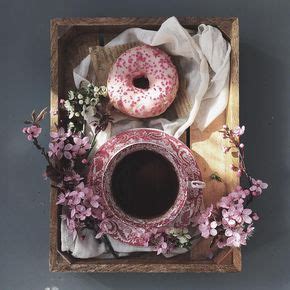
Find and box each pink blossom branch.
[23,105,120,258]
[195,125,268,252]
[32,137,53,167]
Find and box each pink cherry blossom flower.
[74,205,92,220]
[218,194,239,210]
[82,185,100,209]
[227,227,249,248]
[50,127,71,142]
[241,208,252,224]
[56,192,70,205]
[232,125,245,136]
[196,205,220,238]
[67,189,84,206]
[198,222,210,238]
[63,143,74,160]
[48,141,64,159]
[246,224,255,237]
[226,231,243,247]
[234,186,250,198]
[218,195,232,209]
[63,171,83,183]
[76,182,91,196]
[252,213,259,221]
[91,206,105,220]
[222,146,231,153]
[153,235,169,255]
[73,136,91,156]
[250,178,268,196]
[218,187,249,209]
[198,220,218,238]
[222,208,237,227]
[89,195,100,208]
[67,182,91,205]
[22,125,42,141]
[63,182,98,216]
[157,242,168,255]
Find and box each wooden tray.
[50,17,240,272]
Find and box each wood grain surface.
[50,17,240,272]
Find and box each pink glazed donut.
[107,45,179,118]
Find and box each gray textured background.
[1,0,289,289]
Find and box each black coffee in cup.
[111,150,179,219]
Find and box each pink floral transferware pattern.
[88,128,203,246]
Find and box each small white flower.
[68,122,74,129]
[68,91,74,100]
[81,105,87,117]
[178,236,188,244]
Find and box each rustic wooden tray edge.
[49,16,240,273]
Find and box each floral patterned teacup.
[98,130,204,231]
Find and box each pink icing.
[107,45,179,118]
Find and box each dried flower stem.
[32,137,53,167]
[86,218,119,259]
[102,235,120,259]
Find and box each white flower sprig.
[62,83,108,132]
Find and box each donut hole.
[132,75,150,89]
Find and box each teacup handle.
[188,180,206,189]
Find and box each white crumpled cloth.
[61,16,231,258]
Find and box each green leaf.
[210,173,222,182]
